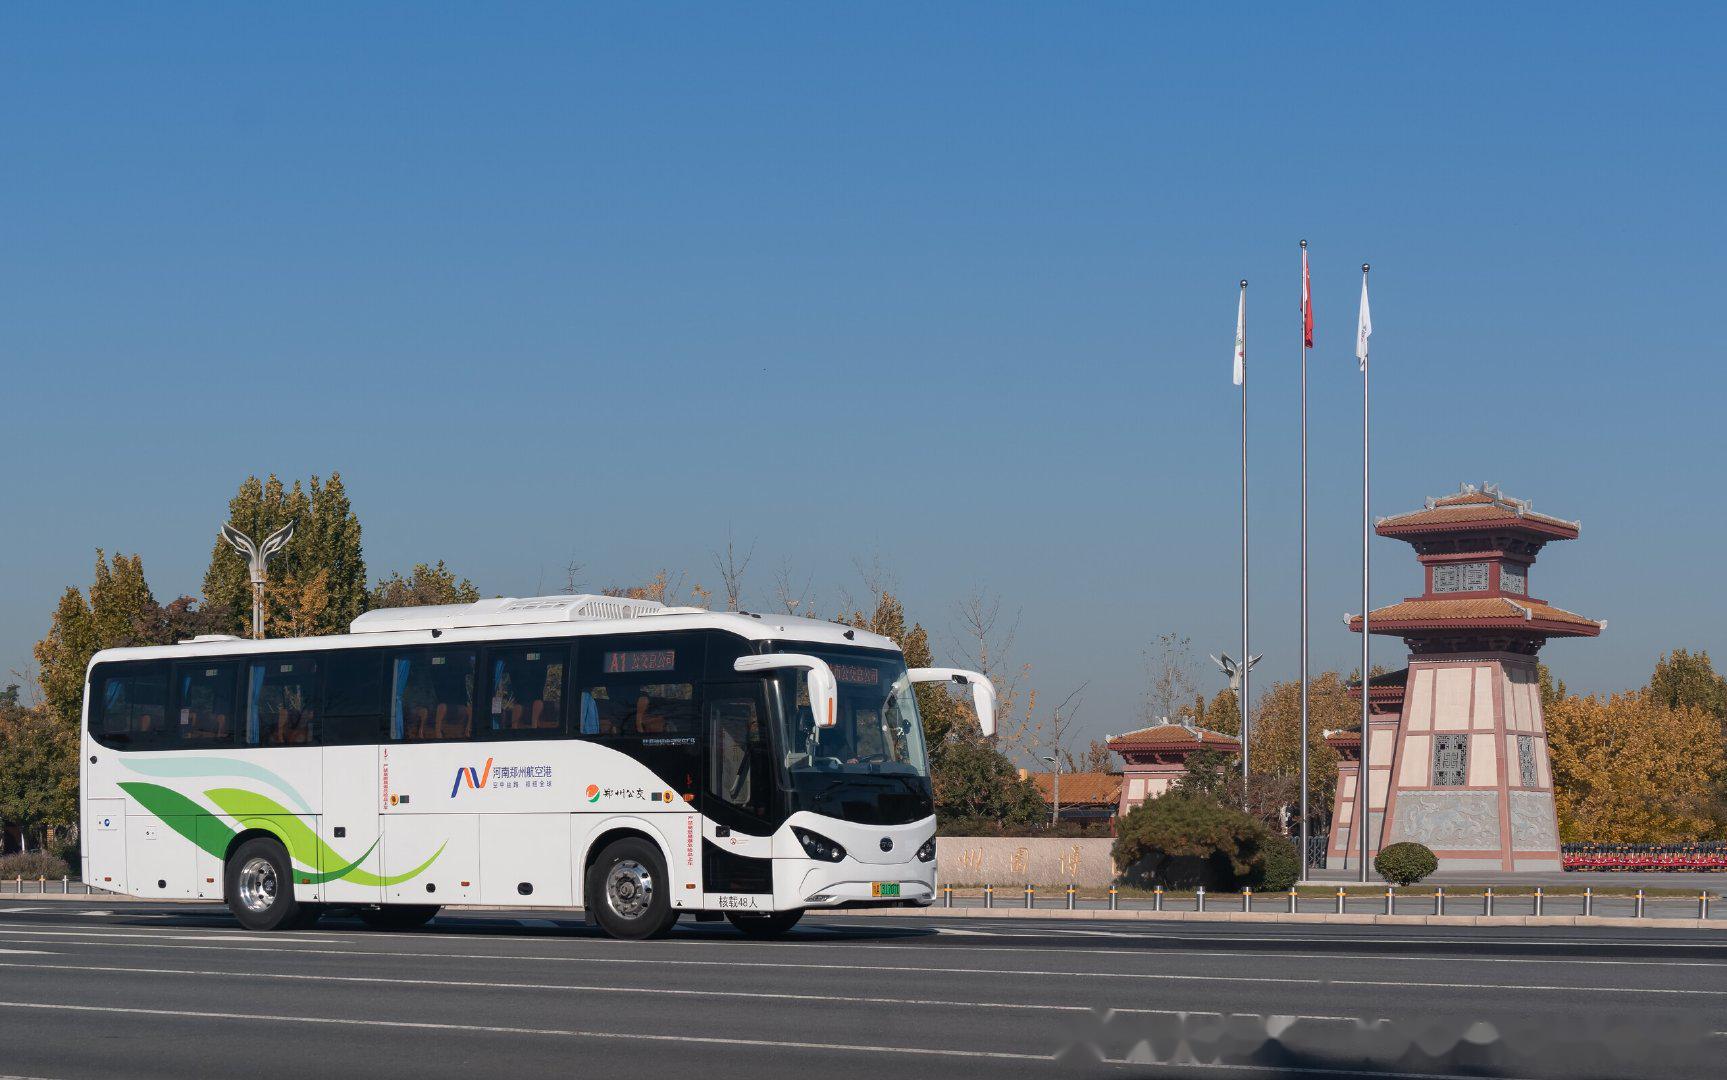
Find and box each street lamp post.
[1041,753,1063,826]
[220,520,295,640]
[1210,652,1261,800]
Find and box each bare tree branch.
[710,531,757,611]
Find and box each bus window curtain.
[390,657,412,740]
[245,663,267,745]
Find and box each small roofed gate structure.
[1106,718,1241,820]
[1336,483,1603,873]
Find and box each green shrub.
[0,852,71,880]
[1375,842,1438,885]
[1246,833,1302,892]
[1112,791,1289,891]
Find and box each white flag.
[1355,271,1372,371]
[1233,285,1246,386]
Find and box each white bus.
[78,594,995,939]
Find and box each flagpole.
[1356,262,1372,883]
[1298,241,1310,880]
[1238,278,1251,796]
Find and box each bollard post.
[1435,886,1446,916]
[1534,887,1544,917]
[1108,885,1119,911]
[1701,891,1710,920]
[1242,886,1252,913]
[1635,889,1645,918]
[1485,887,1495,917]
[1583,886,1593,917]
[1288,888,1298,914]
[1066,884,1076,910]
[984,884,994,909]
[1024,885,1035,910]
[1152,886,1163,912]
[37,876,45,894]
[61,875,68,894]
[1385,886,1394,915]
[1336,887,1346,914]
[942,885,953,908]
[1196,886,1206,912]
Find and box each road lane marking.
[0,950,54,955]
[0,1001,1052,1062]
[0,940,1713,999]
[0,961,1392,1028]
[0,927,342,944]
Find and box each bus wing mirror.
[734,654,839,729]
[907,668,997,738]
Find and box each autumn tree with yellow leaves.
[1546,691,1727,843]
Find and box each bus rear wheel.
[225,837,311,932]
[588,837,679,940]
[359,904,440,930]
[726,909,803,938]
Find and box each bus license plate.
[871,882,900,898]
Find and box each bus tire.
[725,909,803,938]
[588,837,679,940]
[225,837,305,932]
[358,904,440,930]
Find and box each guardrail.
[924,883,1723,920]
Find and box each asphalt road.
[0,900,1722,1079]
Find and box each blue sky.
[4,5,1724,750]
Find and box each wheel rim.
[237,856,278,914]
[605,859,654,921]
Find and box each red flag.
[1301,241,1314,349]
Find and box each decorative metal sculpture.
[220,520,294,639]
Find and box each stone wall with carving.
[1385,791,1501,850]
[1508,790,1560,851]
[935,837,1117,887]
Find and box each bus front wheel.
[225,837,315,931]
[588,837,679,940]
[726,909,803,938]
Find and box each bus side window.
[390,649,477,742]
[485,645,568,738]
[246,657,320,746]
[174,662,239,746]
[323,650,387,745]
[90,663,170,750]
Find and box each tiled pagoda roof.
[1026,771,1121,807]
[1376,483,1580,540]
[1348,596,1603,637]
[1106,720,1241,753]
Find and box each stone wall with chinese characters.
[935,837,1117,887]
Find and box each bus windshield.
[770,647,930,779]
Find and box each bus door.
[319,651,387,904]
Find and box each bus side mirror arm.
[907,668,997,738]
[734,654,839,729]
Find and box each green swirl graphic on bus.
[116,781,445,886]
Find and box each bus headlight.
[792,827,846,863]
[916,837,936,862]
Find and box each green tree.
[0,703,77,854]
[1648,649,1727,730]
[1111,790,1282,890]
[370,561,480,608]
[930,737,1046,828]
[204,473,365,637]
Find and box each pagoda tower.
[1332,483,1603,873]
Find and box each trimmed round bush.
[1375,842,1438,886]
[1248,833,1302,892]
